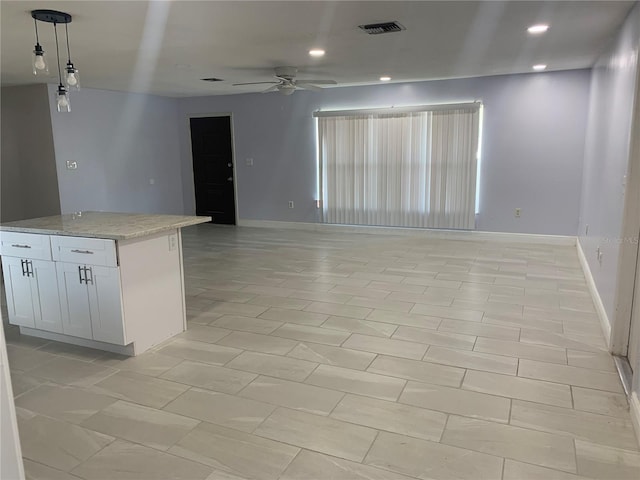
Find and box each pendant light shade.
[65,62,80,90]
[56,84,70,112]
[64,23,80,91]
[30,9,77,113]
[32,44,49,75]
[32,19,48,75]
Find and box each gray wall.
[177,70,590,235]
[578,4,639,331]
[47,85,184,215]
[1,84,61,222]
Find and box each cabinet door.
[31,260,63,334]
[87,266,125,345]
[1,257,36,328]
[56,263,93,339]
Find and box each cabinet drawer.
[51,236,117,267]
[0,232,52,260]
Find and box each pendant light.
[64,23,79,91]
[30,10,75,112]
[53,23,70,112]
[32,17,49,75]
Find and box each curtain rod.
[313,101,481,118]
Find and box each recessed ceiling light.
[533,64,547,71]
[380,76,391,81]
[527,24,549,34]
[309,49,325,57]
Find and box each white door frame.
[611,63,640,358]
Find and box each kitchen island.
[0,212,211,355]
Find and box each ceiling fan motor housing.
[274,66,298,79]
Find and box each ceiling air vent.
[201,78,224,82]
[359,21,405,35]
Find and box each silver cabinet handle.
[11,244,31,249]
[78,266,93,284]
[71,249,94,254]
[20,260,33,277]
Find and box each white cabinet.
[1,256,63,333]
[0,231,53,261]
[87,266,125,344]
[56,262,125,344]
[51,236,117,267]
[2,257,37,329]
[1,232,124,344]
[56,262,93,339]
[33,260,63,333]
[1,227,188,356]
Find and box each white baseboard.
[576,238,612,349]
[631,391,640,448]
[237,220,318,230]
[19,327,135,356]
[236,219,576,246]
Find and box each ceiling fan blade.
[296,79,337,85]
[232,81,279,86]
[261,84,280,93]
[296,83,323,92]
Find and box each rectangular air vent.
[359,21,405,35]
[201,78,224,82]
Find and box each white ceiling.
[0,1,635,97]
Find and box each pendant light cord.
[65,22,72,62]
[33,18,40,44]
[53,22,63,85]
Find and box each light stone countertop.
[0,211,212,240]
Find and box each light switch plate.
[66,161,78,170]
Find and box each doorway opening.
[189,115,237,225]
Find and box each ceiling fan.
[233,66,337,95]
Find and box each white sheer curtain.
[317,106,479,230]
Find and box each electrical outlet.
[515,208,521,218]
[288,201,294,209]
[246,158,254,166]
[66,160,78,170]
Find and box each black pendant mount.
[31,10,72,24]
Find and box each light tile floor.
[5,225,640,479]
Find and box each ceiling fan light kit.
[30,9,79,112]
[278,84,296,95]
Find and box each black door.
[190,116,236,224]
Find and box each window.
[316,104,481,230]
